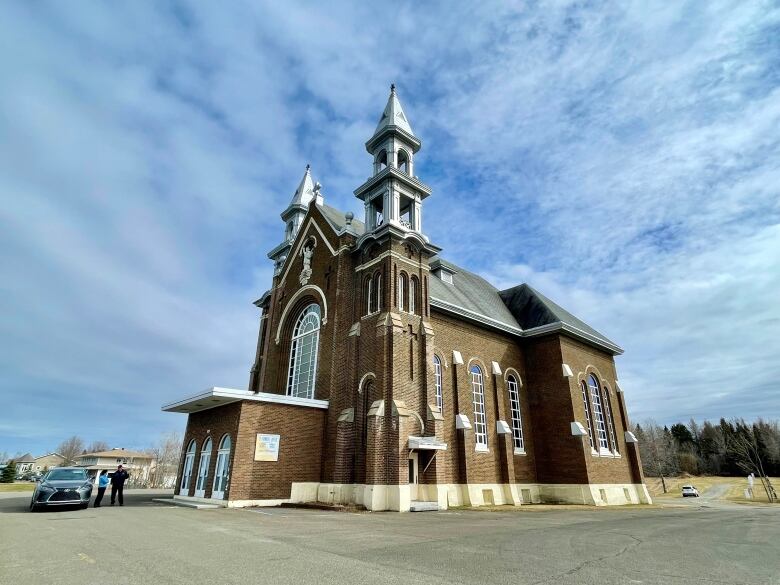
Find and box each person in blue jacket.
[93,470,109,507]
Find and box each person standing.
[110,464,129,506]
[93,470,109,507]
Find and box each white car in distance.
[681,485,700,497]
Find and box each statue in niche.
[299,241,315,285]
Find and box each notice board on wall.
[254,434,280,461]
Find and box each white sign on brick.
[254,434,281,462]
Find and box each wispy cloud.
[0,1,777,454]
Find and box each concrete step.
[410,501,439,512]
[152,498,221,510]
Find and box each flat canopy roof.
[408,436,448,451]
[162,387,329,414]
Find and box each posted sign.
[255,434,280,462]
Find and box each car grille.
[48,489,80,502]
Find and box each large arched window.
[212,434,231,499]
[588,374,609,451]
[286,304,321,399]
[470,365,487,449]
[507,375,524,452]
[602,385,618,453]
[580,381,595,449]
[194,437,212,498]
[180,440,196,495]
[433,355,443,412]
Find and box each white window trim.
[513,448,527,456]
[433,356,443,413]
[194,439,212,497]
[471,366,488,449]
[588,375,610,452]
[507,375,524,452]
[409,279,416,314]
[580,381,595,449]
[211,435,231,497]
[286,304,321,399]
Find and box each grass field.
[0,483,35,492]
[646,475,779,503]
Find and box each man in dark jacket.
[110,464,130,506]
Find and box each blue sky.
[1,1,778,457]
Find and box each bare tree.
[728,424,777,503]
[57,435,85,465]
[637,420,678,493]
[147,431,183,488]
[0,451,8,465]
[86,440,110,453]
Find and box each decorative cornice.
[353,166,432,200]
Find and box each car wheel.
[80,502,89,509]
[29,500,39,512]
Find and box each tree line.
[635,418,778,501]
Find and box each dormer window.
[440,271,453,284]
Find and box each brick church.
[163,86,651,511]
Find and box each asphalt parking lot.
[1,490,778,585]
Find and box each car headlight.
[38,483,55,493]
[79,482,93,491]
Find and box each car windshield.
[46,469,87,481]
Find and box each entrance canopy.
[162,387,329,414]
[408,436,447,451]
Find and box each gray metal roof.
[308,202,620,354]
[429,258,621,354]
[319,203,365,235]
[429,257,523,334]
[286,166,316,210]
[373,86,415,138]
[499,283,622,353]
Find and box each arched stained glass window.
[588,374,609,451]
[286,304,321,399]
[602,385,618,453]
[180,440,196,494]
[433,355,443,412]
[471,365,487,449]
[507,375,524,452]
[580,380,595,449]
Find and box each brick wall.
[229,401,326,501]
[177,403,241,498]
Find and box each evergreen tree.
[1,461,16,483]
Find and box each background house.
[75,448,153,486]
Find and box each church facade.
[163,87,651,511]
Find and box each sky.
[1,1,778,457]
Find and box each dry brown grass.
[0,482,35,492]
[646,475,779,503]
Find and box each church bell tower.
[354,85,434,244]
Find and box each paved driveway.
[1,490,778,585]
